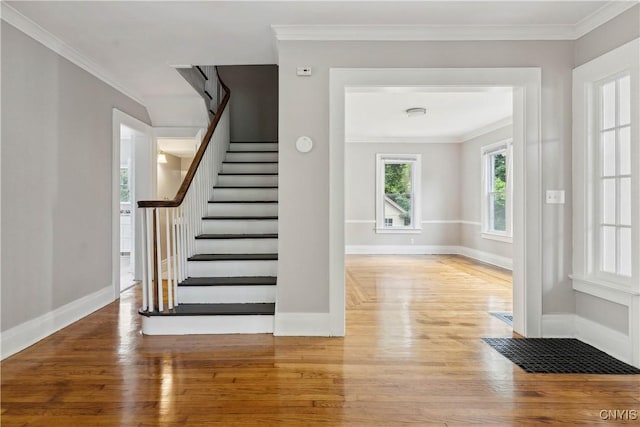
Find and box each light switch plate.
[546,190,565,204]
[296,67,312,76]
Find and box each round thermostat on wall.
[295,136,313,153]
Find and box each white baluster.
[140,208,148,311]
[171,208,179,306]
[155,208,164,312]
[178,207,185,282]
[145,208,154,310]
[165,208,173,310]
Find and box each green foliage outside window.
[385,163,412,224]
[492,153,507,231]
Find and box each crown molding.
[346,117,512,145]
[1,3,146,106]
[273,2,638,42]
[273,24,576,41]
[461,116,513,142]
[346,135,463,144]
[574,1,638,39]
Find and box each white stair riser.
[178,285,276,304]
[195,238,278,254]
[188,260,278,277]
[226,152,278,162]
[222,163,278,174]
[230,143,278,152]
[218,175,278,187]
[202,220,277,234]
[142,315,274,335]
[213,188,278,201]
[207,203,278,216]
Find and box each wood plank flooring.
[2,255,639,426]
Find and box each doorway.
[112,109,154,299]
[343,86,515,329]
[119,125,136,292]
[329,68,543,338]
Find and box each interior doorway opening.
[119,125,136,292]
[329,68,543,338]
[112,109,155,299]
[343,86,515,330]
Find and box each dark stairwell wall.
[217,65,278,142]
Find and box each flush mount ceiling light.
[406,107,427,117]
[157,151,168,164]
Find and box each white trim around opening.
[330,68,542,338]
[112,109,155,301]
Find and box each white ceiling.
[346,87,512,143]
[157,138,198,159]
[3,1,632,111]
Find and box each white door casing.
[112,109,155,300]
[329,68,542,337]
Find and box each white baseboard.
[1,286,114,360]
[575,315,632,364]
[274,313,332,336]
[346,245,459,255]
[345,245,513,270]
[456,246,513,270]
[542,313,634,366]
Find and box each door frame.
[329,68,542,337]
[112,109,155,300]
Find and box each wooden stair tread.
[180,276,277,286]
[140,303,275,317]
[188,253,278,261]
[195,233,277,239]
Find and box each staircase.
[140,142,278,335]
[137,66,279,335]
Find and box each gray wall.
[278,39,574,315]
[574,5,640,67]
[1,23,151,331]
[460,125,513,258]
[345,142,461,247]
[217,65,278,142]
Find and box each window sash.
[594,74,633,280]
[482,142,512,238]
[375,154,421,233]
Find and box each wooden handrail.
[138,66,230,209]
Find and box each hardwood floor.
[2,255,639,426]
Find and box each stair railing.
[137,66,230,313]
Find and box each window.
[482,141,512,241]
[120,168,130,203]
[376,154,421,233]
[596,75,632,278]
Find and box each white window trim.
[375,153,422,234]
[481,139,513,243]
[572,38,639,367]
[594,74,633,281]
[573,38,639,291]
